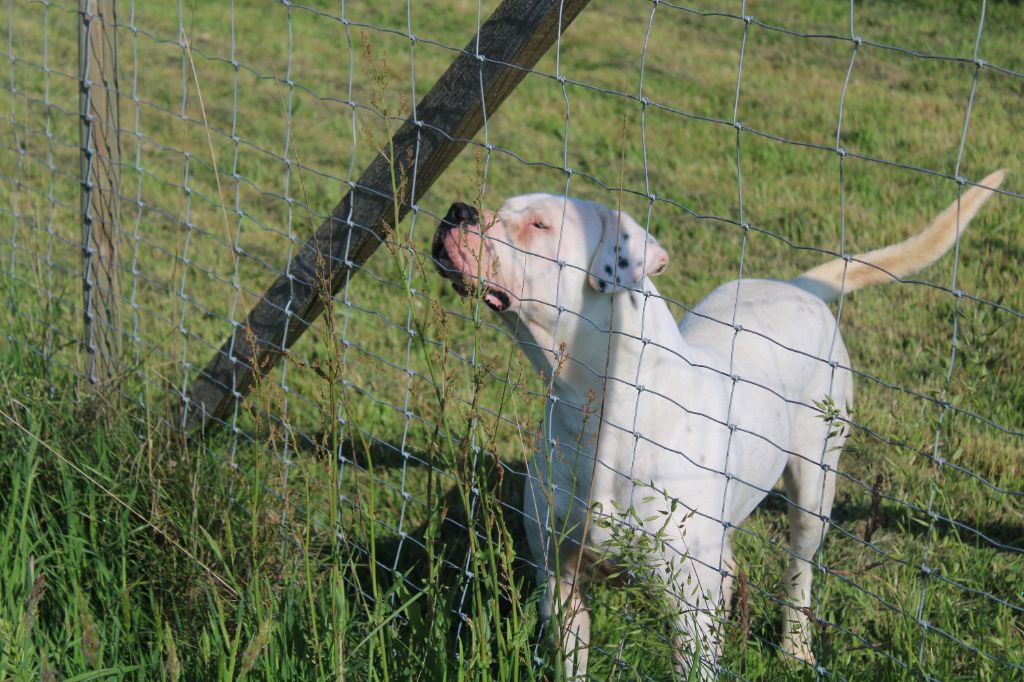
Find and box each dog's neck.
[509,279,686,413]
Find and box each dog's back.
[677,169,1006,427]
[680,279,851,406]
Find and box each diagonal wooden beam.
[181,0,592,434]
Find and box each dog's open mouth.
[480,287,511,312]
[434,254,512,312]
[432,203,511,312]
[459,280,511,312]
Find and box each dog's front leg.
[716,539,736,659]
[523,474,592,679]
[664,555,724,682]
[533,563,591,679]
[544,571,591,680]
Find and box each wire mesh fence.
[2,0,1022,679]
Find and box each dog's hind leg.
[780,424,842,665]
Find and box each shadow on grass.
[292,432,546,671]
[759,489,1024,554]
[292,433,1021,678]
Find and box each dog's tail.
[792,169,1007,303]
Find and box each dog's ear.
[588,205,668,293]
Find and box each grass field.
[2,0,1022,679]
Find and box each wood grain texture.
[181,0,592,433]
[79,0,122,402]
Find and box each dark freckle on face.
[604,265,612,274]
[615,275,621,284]
[618,257,628,268]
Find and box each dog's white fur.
[433,170,1005,678]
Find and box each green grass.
[2,0,1022,679]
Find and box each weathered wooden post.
[79,0,122,403]
[181,0,592,433]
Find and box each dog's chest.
[543,384,732,506]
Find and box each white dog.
[431,170,1004,678]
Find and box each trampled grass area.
[1,0,1022,679]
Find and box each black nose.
[445,202,478,227]
[434,202,478,273]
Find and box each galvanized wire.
[2,1,1021,679]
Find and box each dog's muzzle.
[432,202,511,312]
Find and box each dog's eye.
[531,221,549,230]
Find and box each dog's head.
[432,193,668,323]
